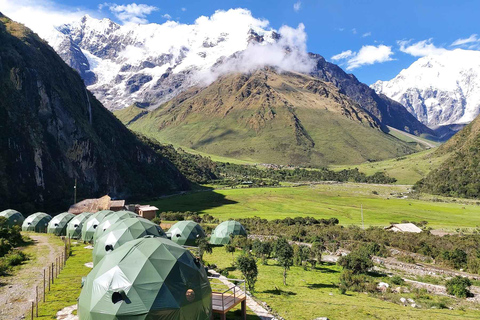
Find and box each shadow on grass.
[224,309,261,320]
[150,190,239,214]
[315,266,340,273]
[367,271,388,278]
[262,288,297,296]
[306,282,338,289]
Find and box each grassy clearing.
[37,243,91,319]
[151,183,480,230]
[204,248,480,320]
[331,149,451,185]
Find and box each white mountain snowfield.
[371,49,480,128]
[44,9,313,110]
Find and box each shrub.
[390,275,404,285]
[5,251,27,266]
[445,276,472,298]
[236,254,258,292]
[338,248,373,274]
[151,217,162,225]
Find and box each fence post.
[51,263,54,284]
[48,267,50,291]
[43,269,46,302]
[35,286,38,317]
[31,301,34,320]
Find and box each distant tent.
[167,221,206,246]
[66,212,93,239]
[92,217,166,265]
[0,209,24,227]
[210,220,247,245]
[81,210,114,242]
[22,212,52,233]
[79,237,212,320]
[47,212,75,236]
[92,210,138,244]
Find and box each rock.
[400,297,407,304]
[407,298,415,303]
[314,318,329,320]
[411,304,417,308]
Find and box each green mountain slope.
[415,115,480,198]
[116,69,422,167]
[0,13,189,212]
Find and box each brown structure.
[210,277,247,320]
[68,195,126,215]
[137,205,159,220]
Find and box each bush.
[445,276,472,298]
[338,248,373,274]
[151,217,162,225]
[338,270,378,293]
[4,251,27,266]
[390,275,404,285]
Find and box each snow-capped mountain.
[45,10,311,110]
[371,49,480,128]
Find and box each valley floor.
[150,183,480,230]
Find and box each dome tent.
[66,212,93,239]
[167,221,206,246]
[209,220,247,245]
[81,210,114,242]
[79,237,212,320]
[22,212,52,233]
[92,217,166,265]
[92,210,138,244]
[47,212,75,236]
[0,209,24,227]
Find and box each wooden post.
[51,263,54,284]
[35,286,38,317]
[31,301,34,320]
[241,300,247,320]
[48,267,50,291]
[43,269,46,302]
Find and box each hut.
[92,217,165,265]
[137,205,158,220]
[167,221,206,246]
[0,209,24,227]
[81,210,114,242]
[210,220,247,245]
[92,210,137,244]
[66,212,93,239]
[22,212,52,233]
[79,237,212,320]
[47,212,75,236]
[68,195,125,215]
[385,223,422,233]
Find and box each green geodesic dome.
[81,210,114,242]
[0,209,24,227]
[209,220,247,245]
[79,237,212,320]
[66,212,93,239]
[92,217,166,265]
[47,212,75,236]
[22,212,52,233]
[167,221,206,246]
[92,211,138,244]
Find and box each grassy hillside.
[150,184,480,230]
[116,69,423,167]
[332,149,450,185]
[416,115,480,198]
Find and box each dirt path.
[0,234,64,320]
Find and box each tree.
[225,243,236,264]
[446,276,472,298]
[275,237,294,285]
[196,238,212,263]
[259,241,273,265]
[310,241,325,268]
[337,247,373,274]
[237,253,258,292]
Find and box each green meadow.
[151,183,480,230]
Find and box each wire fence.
[24,236,72,320]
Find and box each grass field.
[151,183,480,230]
[204,248,480,320]
[331,148,451,185]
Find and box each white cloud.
[331,50,354,61]
[351,28,357,34]
[162,13,172,20]
[103,3,159,24]
[181,7,187,12]
[362,32,371,38]
[398,39,447,57]
[0,0,91,39]
[331,45,394,70]
[293,1,302,12]
[451,34,480,47]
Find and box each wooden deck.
[212,292,246,313]
[209,276,247,320]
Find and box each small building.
[384,223,422,233]
[68,195,125,215]
[137,205,159,220]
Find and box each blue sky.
[2,0,479,84]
